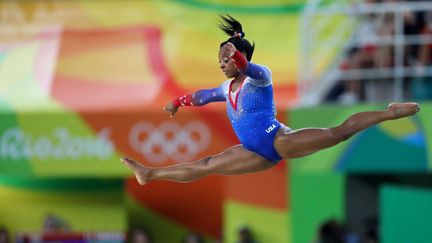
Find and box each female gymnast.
[122,15,420,185]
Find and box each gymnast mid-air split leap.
[122,15,420,185]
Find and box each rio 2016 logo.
[0,127,114,161]
[129,121,211,164]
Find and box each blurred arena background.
[0,0,431,243]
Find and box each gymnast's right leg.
[122,144,275,185]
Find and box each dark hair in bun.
[219,14,255,61]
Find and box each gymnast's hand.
[221,42,236,59]
[164,101,179,118]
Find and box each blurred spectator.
[325,47,368,104]
[42,213,71,233]
[339,47,370,104]
[182,231,205,243]
[0,226,9,243]
[237,226,257,243]
[362,216,379,243]
[327,0,432,103]
[361,0,397,102]
[338,80,362,105]
[410,10,432,100]
[129,228,153,243]
[316,219,346,243]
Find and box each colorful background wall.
[1,1,431,243]
[290,104,432,243]
[0,0,300,242]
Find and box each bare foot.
[388,102,420,119]
[121,157,150,185]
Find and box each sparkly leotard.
[179,60,283,162]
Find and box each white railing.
[299,0,432,106]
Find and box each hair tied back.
[233,31,245,38]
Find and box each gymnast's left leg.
[274,102,420,159]
[122,144,275,185]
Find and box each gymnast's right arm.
[164,86,226,117]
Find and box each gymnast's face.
[218,47,239,78]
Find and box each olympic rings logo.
[129,121,211,164]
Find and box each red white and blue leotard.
[174,51,283,162]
